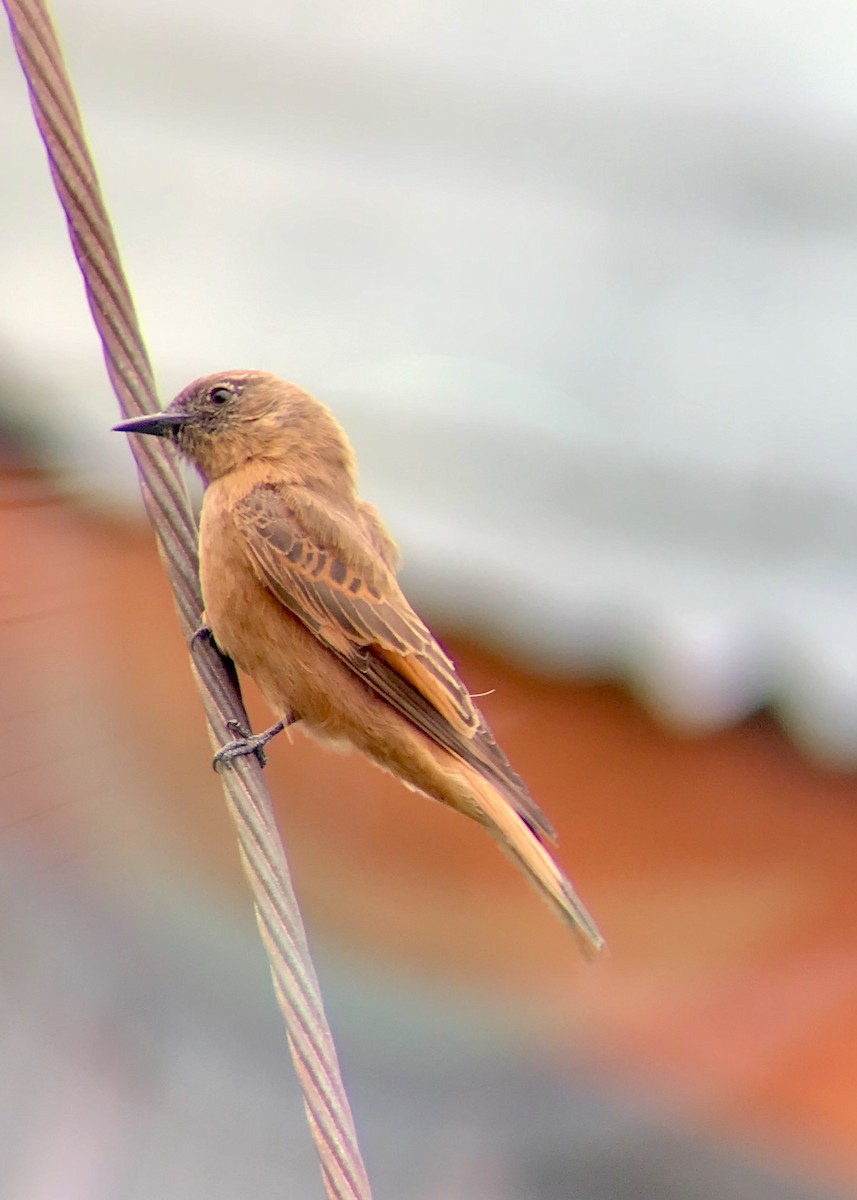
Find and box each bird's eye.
[208,386,232,405]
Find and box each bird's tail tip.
[560,877,607,959]
[464,768,606,958]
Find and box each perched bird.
[115,371,603,954]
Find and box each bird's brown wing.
[232,483,555,842]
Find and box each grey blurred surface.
[3,0,857,756]
[0,844,850,1200]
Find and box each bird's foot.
[190,625,243,699]
[190,624,212,653]
[213,718,288,771]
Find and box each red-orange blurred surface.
[4,462,857,1184]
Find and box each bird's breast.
[198,491,366,734]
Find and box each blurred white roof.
[3,0,857,758]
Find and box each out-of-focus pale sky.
[3,0,857,754]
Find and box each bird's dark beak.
[113,410,190,438]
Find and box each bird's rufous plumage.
[114,370,604,954]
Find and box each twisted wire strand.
[3,2,373,1195]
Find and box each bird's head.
[114,370,356,486]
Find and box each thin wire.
[3,2,373,1196]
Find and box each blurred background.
[3,0,857,1196]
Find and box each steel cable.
[3,2,373,1195]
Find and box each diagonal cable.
[3,2,373,1196]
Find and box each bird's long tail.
[463,766,605,957]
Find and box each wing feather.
[233,483,556,841]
